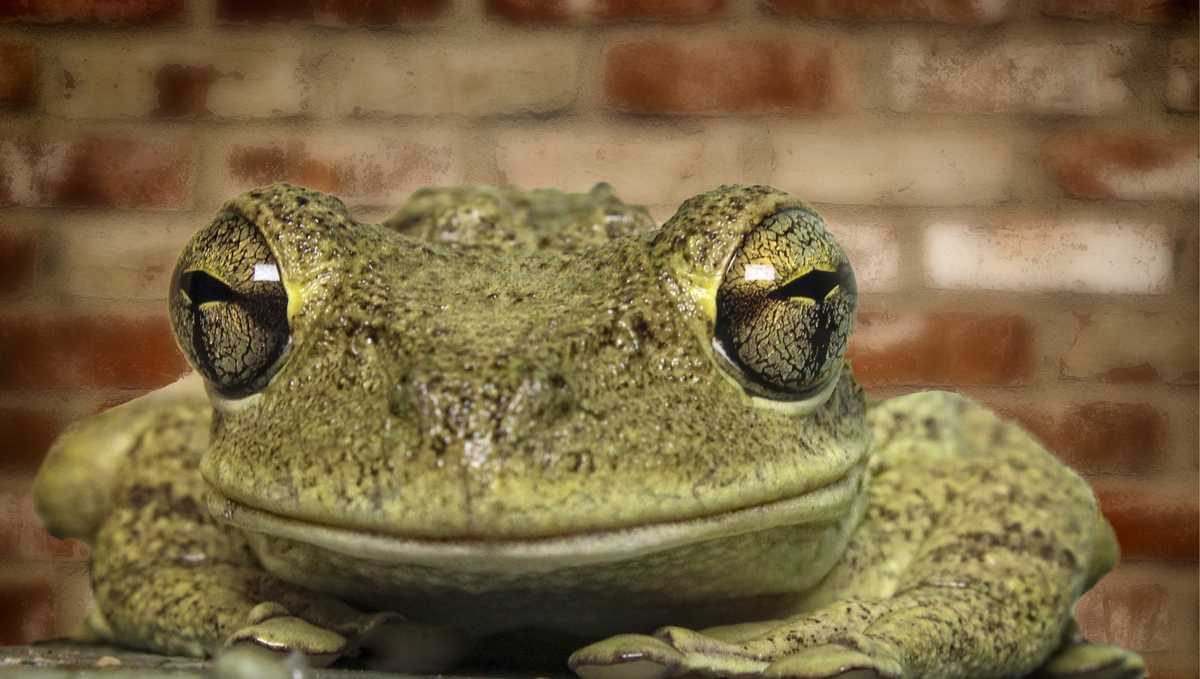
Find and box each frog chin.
[203,458,867,574]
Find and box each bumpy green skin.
[33,183,1144,679]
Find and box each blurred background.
[0,0,1196,675]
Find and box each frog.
[33,181,1146,679]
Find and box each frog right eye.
[168,212,290,398]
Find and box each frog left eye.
[168,212,290,398]
[712,206,857,401]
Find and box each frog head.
[169,183,869,560]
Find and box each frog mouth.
[204,460,867,573]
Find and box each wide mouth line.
[205,460,867,572]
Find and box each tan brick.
[1061,312,1198,384]
[1077,562,1198,655]
[923,217,1173,294]
[52,218,195,301]
[818,207,903,293]
[0,134,192,208]
[488,0,725,22]
[496,124,758,207]
[1142,652,1200,679]
[770,123,1015,206]
[0,42,37,109]
[330,38,578,117]
[764,0,1012,22]
[53,43,306,119]
[1044,131,1199,201]
[848,312,1035,386]
[0,0,184,24]
[0,314,189,389]
[216,130,462,205]
[0,483,89,561]
[1093,478,1198,560]
[1001,401,1169,475]
[891,37,1130,114]
[217,0,448,24]
[0,228,39,295]
[1167,39,1198,112]
[605,38,850,114]
[1040,0,1196,22]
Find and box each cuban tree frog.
[34,183,1145,679]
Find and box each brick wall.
[0,0,1196,675]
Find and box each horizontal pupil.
[180,270,236,306]
[767,266,843,302]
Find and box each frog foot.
[226,602,348,667]
[569,628,902,679]
[1035,641,1147,679]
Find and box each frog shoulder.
[867,390,1042,465]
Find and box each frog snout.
[388,360,578,445]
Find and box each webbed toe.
[1036,641,1147,679]
[762,643,901,679]
[569,634,686,679]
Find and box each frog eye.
[168,212,290,398]
[713,206,857,401]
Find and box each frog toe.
[1036,642,1147,679]
[762,643,901,679]
[569,634,686,679]
[226,609,348,667]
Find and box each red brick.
[0,485,89,560]
[847,312,1035,386]
[891,38,1130,114]
[0,42,37,109]
[1061,312,1198,384]
[1001,402,1169,475]
[0,228,38,295]
[488,0,724,22]
[0,135,192,208]
[1167,39,1198,113]
[1044,132,1199,202]
[1040,0,1196,22]
[0,0,183,24]
[0,407,62,476]
[1094,479,1198,560]
[217,0,447,24]
[0,314,189,389]
[0,579,53,645]
[764,0,1011,22]
[605,39,848,114]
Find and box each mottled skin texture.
[34,183,1144,679]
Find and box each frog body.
[34,183,1144,679]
